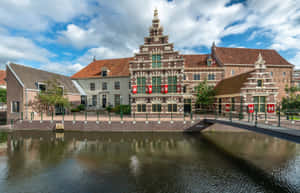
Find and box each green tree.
[30,80,70,113]
[0,88,6,103]
[195,80,216,110]
[282,85,300,115]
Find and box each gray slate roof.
[9,63,79,94]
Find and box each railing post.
[40,112,43,123]
[278,105,281,127]
[73,112,76,123]
[146,113,148,123]
[265,109,267,123]
[248,110,250,122]
[51,111,54,123]
[229,107,232,122]
[255,110,258,127]
[62,111,64,123]
[97,111,99,123]
[109,111,111,123]
[85,111,87,124]
[158,112,161,123]
[31,112,33,122]
[120,109,123,122]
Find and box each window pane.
[260,104,265,112]
[173,104,177,112]
[253,96,258,103]
[142,104,146,112]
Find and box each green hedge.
[113,105,131,115]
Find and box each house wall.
[74,76,130,110]
[6,66,24,122]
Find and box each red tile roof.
[0,70,6,86]
[71,57,133,78]
[214,47,292,66]
[215,70,255,96]
[183,54,218,68]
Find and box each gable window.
[92,95,97,106]
[152,77,161,93]
[102,82,107,90]
[168,104,177,112]
[90,83,95,91]
[257,80,263,87]
[168,76,177,93]
[253,96,266,112]
[208,73,215,80]
[152,54,161,68]
[114,81,120,90]
[194,74,200,80]
[137,77,146,93]
[11,101,20,113]
[137,104,146,112]
[152,104,162,112]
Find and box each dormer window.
[152,54,161,68]
[38,82,46,92]
[101,67,108,77]
[102,70,107,77]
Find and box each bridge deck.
[204,119,300,144]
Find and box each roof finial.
[154,8,158,19]
[255,52,266,69]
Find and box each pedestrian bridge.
[202,119,300,144]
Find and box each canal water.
[0,131,299,193]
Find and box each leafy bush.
[106,105,113,112]
[77,104,85,111]
[114,105,131,115]
[71,108,80,112]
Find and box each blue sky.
[0,0,299,76]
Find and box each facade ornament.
[255,53,266,69]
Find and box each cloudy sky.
[0,0,299,75]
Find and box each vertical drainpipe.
[25,88,28,120]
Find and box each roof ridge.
[93,57,133,62]
[10,63,71,78]
[216,46,276,51]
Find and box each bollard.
[20,112,23,121]
[265,110,267,123]
[190,112,193,121]
[158,112,161,124]
[51,111,54,123]
[40,112,43,123]
[97,111,99,123]
[146,113,148,124]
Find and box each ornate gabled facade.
[215,53,278,115]
[130,9,185,115]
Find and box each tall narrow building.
[130,9,184,115]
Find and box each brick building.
[214,54,278,115]
[71,9,294,115]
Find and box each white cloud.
[290,52,300,69]
[39,62,84,76]
[0,34,53,68]
[0,0,95,31]
[58,24,100,49]
[78,47,133,65]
